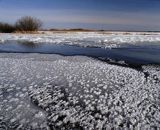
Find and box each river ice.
[0,53,160,130]
[1,32,160,48]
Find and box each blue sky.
[0,0,160,31]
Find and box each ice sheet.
[0,53,160,129]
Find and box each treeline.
[0,16,42,33]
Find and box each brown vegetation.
[0,16,42,33]
[0,22,15,33]
[49,28,95,32]
[15,16,42,32]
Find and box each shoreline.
[2,30,159,35]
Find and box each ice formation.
[0,53,160,129]
[1,32,160,48]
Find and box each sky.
[0,0,160,31]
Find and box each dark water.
[0,41,160,66]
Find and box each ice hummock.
[0,53,160,129]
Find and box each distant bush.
[0,16,42,33]
[0,22,15,33]
[15,16,42,32]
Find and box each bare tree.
[15,16,42,32]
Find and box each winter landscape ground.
[0,32,160,130]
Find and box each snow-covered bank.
[0,53,160,129]
[1,32,160,48]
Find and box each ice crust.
[1,32,160,48]
[0,53,160,129]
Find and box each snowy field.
[0,53,160,130]
[0,32,160,130]
[1,32,160,48]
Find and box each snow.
[143,65,160,80]
[0,53,160,129]
[1,32,160,48]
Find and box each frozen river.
[0,32,160,130]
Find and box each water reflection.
[17,41,40,48]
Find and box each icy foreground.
[0,54,160,130]
[1,32,160,48]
